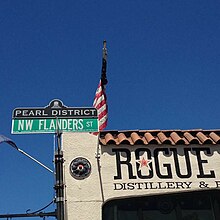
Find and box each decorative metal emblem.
[69,157,91,179]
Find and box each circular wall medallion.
[69,157,91,180]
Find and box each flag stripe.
[95,99,106,111]
[99,114,108,124]
[93,84,104,102]
[98,106,107,118]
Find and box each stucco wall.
[63,132,220,219]
[63,132,102,220]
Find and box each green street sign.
[11,100,99,134]
[12,118,98,134]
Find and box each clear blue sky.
[0,0,220,218]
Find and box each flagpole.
[18,148,53,173]
[101,40,108,87]
[0,135,54,173]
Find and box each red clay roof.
[99,129,220,145]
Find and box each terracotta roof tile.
[99,129,220,146]
[118,133,130,145]
[170,132,186,145]
[104,133,116,145]
[210,132,220,144]
[131,132,143,144]
[183,132,200,144]
[144,132,158,144]
[157,132,172,144]
[196,132,213,144]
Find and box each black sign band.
[13,100,98,119]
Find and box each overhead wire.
[30,199,54,214]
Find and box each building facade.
[63,130,220,220]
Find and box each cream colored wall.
[100,144,220,200]
[63,133,220,220]
[63,132,102,220]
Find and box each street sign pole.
[54,132,65,220]
[10,99,99,220]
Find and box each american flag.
[93,41,108,131]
